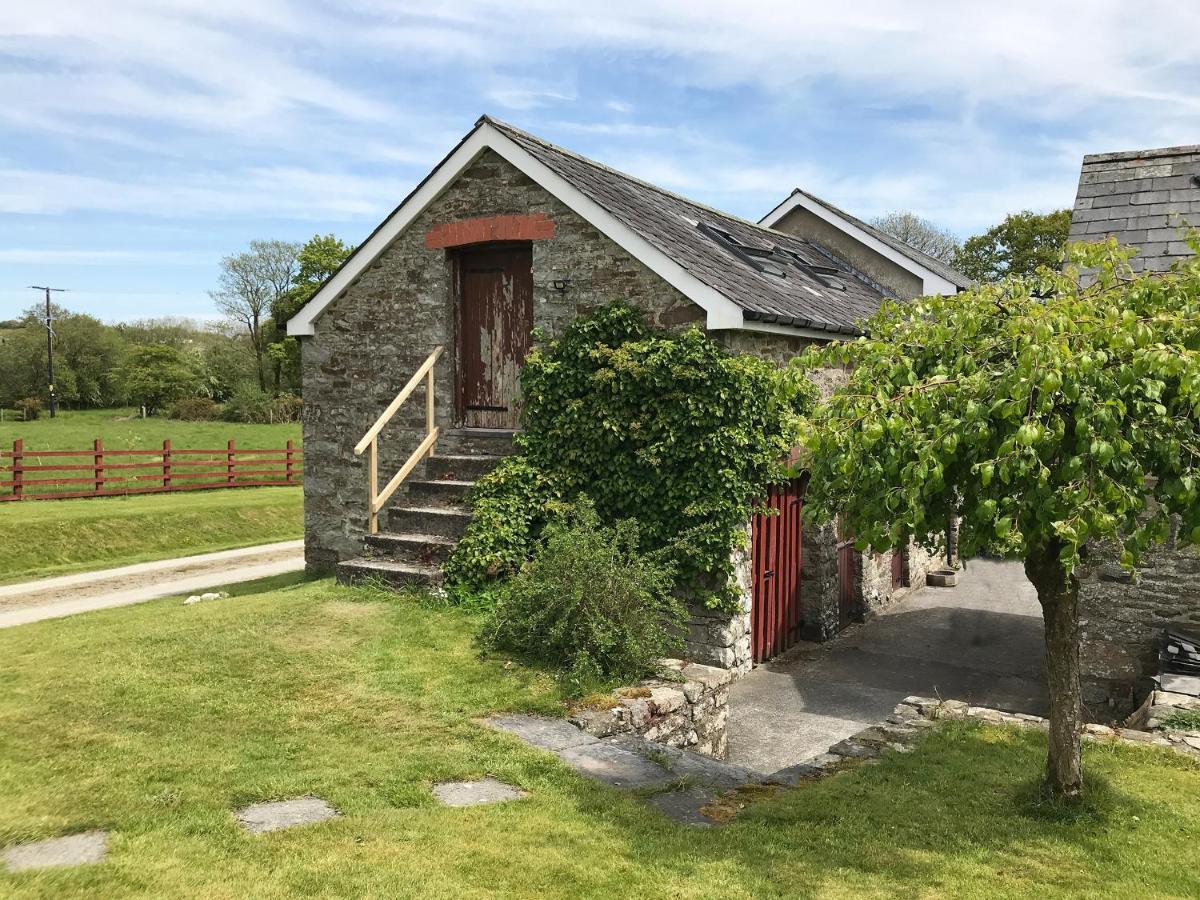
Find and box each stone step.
[405,479,474,508]
[438,428,517,457]
[387,505,472,538]
[425,454,506,482]
[336,557,440,588]
[364,531,457,566]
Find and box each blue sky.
[3,1,1198,323]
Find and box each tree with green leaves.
[118,344,202,415]
[869,210,960,264]
[212,239,302,391]
[798,236,1200,799]
[268,234,353,392]
[954,209,1072,282]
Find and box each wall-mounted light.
[550,279,572,293]
[1192,174,1200,189]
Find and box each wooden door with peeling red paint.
[455,244,533,429]
[751,477,806,664]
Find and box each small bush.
[221,387,273,423]
[482,500,682,690]
[169,397,220,421]
[442,456,559,596]
[271,393,303,423]
[13,397,41,420]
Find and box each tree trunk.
[1024,543,1084,799]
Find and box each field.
[1,578,1198,899]
[0,407,301,452]
[0,489,303,583]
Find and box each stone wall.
[858,541,942,619]
[567,659,732,758]
[301,149,706,573]
[1078,530,1200,718]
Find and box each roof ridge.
[1082,144,1200,164]
[478,114,814,245]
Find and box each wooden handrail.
[355,345,444,455]
[355,345,443,533]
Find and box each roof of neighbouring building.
[1068,144,1200,273]
[289,115,902,338]
[759,188,973,292]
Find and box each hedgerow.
[444,301,815,611]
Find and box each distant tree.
[212,240,302,391]
[869,211,960,264]
[268,234,353,393]
[0,305,123,408]
[954,209,1072,282]
[118,344,201,415]
[799,236,1200,799]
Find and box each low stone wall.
[567,659,732,759]
[680,523,753,674]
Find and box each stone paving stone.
[432,777,527,807]
[3,831,108,872]
[486,714,600,752]
[647,787,719,827]
[556,740,677,788]
[235,796,339,834]
[604,735,762,791]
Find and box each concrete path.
[728,559,1047,773]
[0,540,305,629]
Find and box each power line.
[29,286,67,419]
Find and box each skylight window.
[697,221,846,289]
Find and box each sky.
[2,1,1198,323]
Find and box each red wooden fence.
[1,439,302,501]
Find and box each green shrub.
[169,397,220,421]
[483,500,682,689]
[446,301,816,610]
[270,393,303,423]
[13,397,41,420]
[442,456,560,597]
[221,387,273,423]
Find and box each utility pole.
[29,286,66,418]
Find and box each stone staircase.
[335,429,514,588]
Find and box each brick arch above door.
[426,214,555,249]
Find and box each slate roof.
[783,188,973,290]
[1068,144,1200,274]
[485,116,889,335]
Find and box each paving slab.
[647,787,719,827]
[432,778,527,807]
[235,796,338,834]
[486,714,600,751]
[729,559,1046,772]
[3,831,108,872]
[605,735,764,791]
[556,740,677,788]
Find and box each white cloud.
[0,249,210,265]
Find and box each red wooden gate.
[751,478,806,663]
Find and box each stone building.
[287,116,959,672]
[1068,144,1200,716]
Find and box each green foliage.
[442,456,559,597]
[1162,710,1200,732]
[447,302,815,609]
[954,209,1072,282]
[168,397,220,421]
[220,388,302,424]
[799,234,1200,581]
[13,397,41,420]
[483,500,682,688]
[0,305,126,408]
[118,344,202,416]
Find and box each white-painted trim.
[733,319,850,342]
[759,192,960,297]
[289,121,750,336]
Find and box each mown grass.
[1,578,1197,899]
[0,488,302,583]
[0,407,301,452]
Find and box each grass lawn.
[0,488,302,583]
[1,579,1197,899]
[0,407,301,452]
